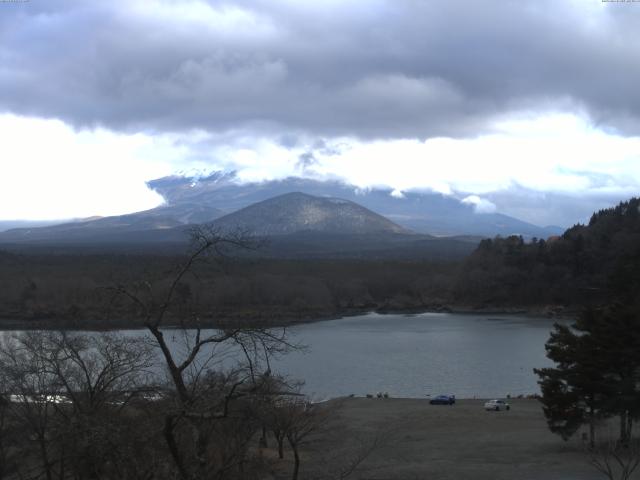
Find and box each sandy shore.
[284,398,602,480]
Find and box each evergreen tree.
[585,304,640,445]
[535,320,607,447]
[535,304,640,446]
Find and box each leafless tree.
[0,226,305,480]
[0,392,19,480]
[0,331,157,480]
[112,225,297,480]
[0,333,64,480]
[266,398,328,480]
[587,439,640,480]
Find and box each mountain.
[0,171,561,254]
[0,204,224,244]
[0,220,63,233]
[0,190,481,260]
[146,172,562,238]
[211,192,409,236]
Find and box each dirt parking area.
[291,398,604,480]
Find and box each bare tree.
[0,333,63,480]
[0,331,157,480]
[0,391,19,480]
[588,439,640,480]
[112,225,296,480]
[0,396,7,480]
[0,226,301,480]
[269,399,328,480]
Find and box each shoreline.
[313,393,541,404]
[302,397,600,479]
[0,304,577,332]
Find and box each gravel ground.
[287,398,605,480]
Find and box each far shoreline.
[0,304,577,332]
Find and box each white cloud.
[0,115,175,220]
[2,111,640,221]
[462,195,497,214]
[307,112,640,195]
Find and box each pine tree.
[535,304,640,446]
[535,321,607,447]
[584,304,640,445]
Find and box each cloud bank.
[1,0,640,226]
[2,0,640,138]
[1,112,638,226]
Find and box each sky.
[1,0,640,226]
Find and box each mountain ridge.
[210,192,411,236]
[0,173,562,247]
[0,204,224,243]
[146,172,563,238]
[0,190,480,260]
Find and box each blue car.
[429,394,455,405]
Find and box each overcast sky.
[1,0,639,226]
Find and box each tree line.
[4,197,640,330]
[0,251,458,330]
[454,197,640,310]
[531,199,640,479]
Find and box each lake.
[2,312,568,400]
[270,312,567,400]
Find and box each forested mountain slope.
[454,197,640,309]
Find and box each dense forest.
[1,198,639,329]
[454,197,640,310]
[0,253,457,329]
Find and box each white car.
[484,399,510,411]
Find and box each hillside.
[0,191,480,260]
[211,192,410,236]
[0,173,562,245]
[147,173,562,238]
[0,204,224,244]
[454,197,640,309]
[0,220,62,233]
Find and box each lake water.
[4,312,568,400]
[265,312,566,400]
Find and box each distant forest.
[1,198,639,328]
[456,197,640,310]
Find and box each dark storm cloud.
[1,0,640,138]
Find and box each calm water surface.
[271,312,567,400]
[5,312,567,400]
